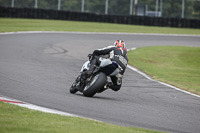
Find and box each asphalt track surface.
[0,32,200,133]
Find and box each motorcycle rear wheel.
[83,72,107,97]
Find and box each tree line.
[0,0,199,19]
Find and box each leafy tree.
[61,0,81,12]
[138,0,155,11]
[0,0,12,7]
[192,0,200,19]
[184,0,194,19]
[37,0,57,10]
[0,0,199,19]
[14,0,35,8]
[109,0,130,15]
[84,0,104,14]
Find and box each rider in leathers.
[82,40,128,92]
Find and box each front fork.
[74,75,84,92]
[76,65,98,92]
[75,74,92,92]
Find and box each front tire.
[83,73,107,97]
[70,76,80,94]
[70,83,78,94]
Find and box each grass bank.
[128,46,200,95]
[0,18,200,35]
[0,102,163,133]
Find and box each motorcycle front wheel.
[70,83,78,94]
[69,75,80,94]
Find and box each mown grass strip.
[0,102,163,133]
[128,46,200,95]
[0,18,200,35]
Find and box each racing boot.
[98,81,113,93]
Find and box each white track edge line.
[127,48,200,98]
[0,95,102,123]
[0,31,200,37]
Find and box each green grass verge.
[0,18,200,35]
[0,102,163,133]
[128,46,200,95]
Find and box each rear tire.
[83,73,107,97]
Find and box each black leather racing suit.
[89,46,128,91]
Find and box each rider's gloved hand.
[87,54,93,61]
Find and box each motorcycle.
[70,54,122,97]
